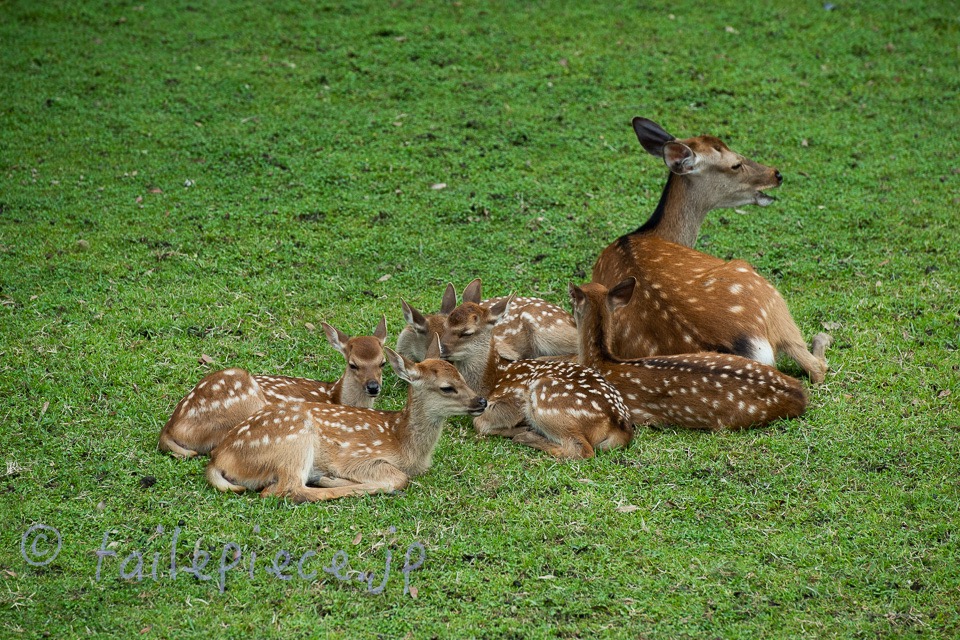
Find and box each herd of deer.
[158,117,832,502]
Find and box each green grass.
[2,0,959,637]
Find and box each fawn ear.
[462,278,482,304]
[440,283,457,314]
[385,346,420,383]
[607,277,637,310]
[663,140,696,175]
[487,293,514,325]
[568,283,586,310]
[322,322,351,356]
[632,117,675,157]
[401,300,428,332]
[373,315,387,344]
[423,333,442,360]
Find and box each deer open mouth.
[755,190,777,206]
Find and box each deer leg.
[159,432,199,459]
[472,400,528,438]
[513,430,596,459]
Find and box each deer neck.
[331,375,374,409]
[451,331,499,397]
[635,173,711,248]
[576,306,610,368]
[395,386,448,476]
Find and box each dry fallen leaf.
[199,354,214,365]
[409,586,419,599]
[939,389,952,398]
[304,322,316,332]
[377,274,392,282]
[616,504,640,513]
[430,183,447,190]
[352,532,362,545]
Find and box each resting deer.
[439,287,632,459]
[570,278,807,430]
[205,337,487,502]
[159,317,388,458]
[591,117,831,382]
[398,280,578,362]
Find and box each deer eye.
[459,330,475,338]
[349,363,359,371]
[379,362,387,368]
[439,386,456,394]
[731,162,743,170]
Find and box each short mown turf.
[1,1,958,637]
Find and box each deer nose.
[366,382,381,396]
[774,169,783,185]
[476,397,487,410]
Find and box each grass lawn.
[1,0,958,637]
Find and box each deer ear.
[607,277,637,310]
[633,117,676,157]
[322,322,351,356]
[487,293,514,324]
[373,315,387,344]
[568,283,586,309]
[401,300,428,332]
[663,141,696,175]
[385,347,419,383]
[440,283,457,314]
[423,333,442,360]
[462,278,482,304]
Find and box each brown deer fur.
[159,317,388,458]
[592,117,831,382]
[570,278,807,430]
[398,280,577,362]
[439,288,632,459]
[205,337,487,502]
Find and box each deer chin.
[755,190,777,206]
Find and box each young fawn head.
[570,277,807,430]
[317,315,388,404]
[158,316,388,459]
[440,293,633,459]
[205,336,487,502]
[396,284,457,362]
[398,279,577,362]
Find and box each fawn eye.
[349,363,359,371]
[379,362,387,368]
[731,162,743,170]
[440,386,456,394]
[459,330,474,338]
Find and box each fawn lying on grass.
[439,286,632,459]
[570,278,808,430]
[591,117,831,382]
[159,317,387,458]
[205,336,487,502]
[398,279,577,361]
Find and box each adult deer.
[591,117,831,382]
[205,337,487,502]
[398,279,577,361]
[159,317,388,458]
[570,278,807,430]
[439,286,632,459]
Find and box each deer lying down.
[398,279,577,362]
[591,117,831,382]
[158,317,387,458]
[205,337,486,502]
[570,278,807,430]
[439,290,632,459]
